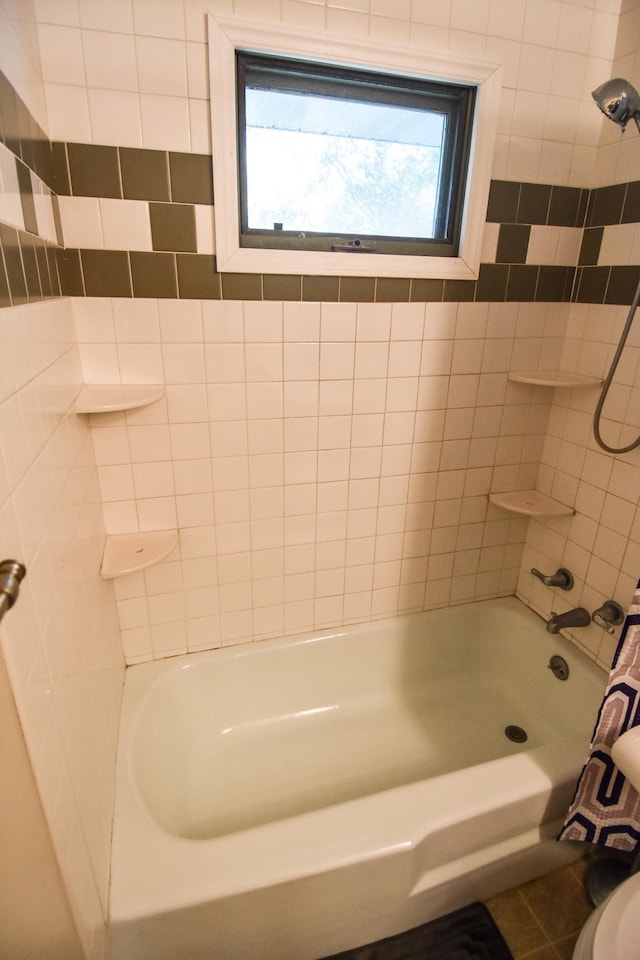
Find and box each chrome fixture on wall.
[590,77,640,454]
[0,559,26,624]
[545,607,590,634]
[591,600,625,634]
[592,78,640,132]
[531,567,574,590]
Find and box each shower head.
[592,77,640,132]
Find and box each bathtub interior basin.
[108,596,607,960]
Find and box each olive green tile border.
[57,249,583,304]
[2,68,640,309]
[0,223,63,307]
[54,140,214,206]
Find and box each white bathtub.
[108,596,606,960]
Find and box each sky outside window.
[244,88,446,239]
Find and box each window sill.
[216,246,480,280]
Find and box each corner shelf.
[508,371,603,388]
[101,530,178,579]
[74,384,164,414]
[488,490,574,517]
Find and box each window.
[236,53,475,259]
[208,16,502,279]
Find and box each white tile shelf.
[494,373,598,517]
[508,370,603,388]
[73,384,164,414]
[488,490,574,517]
[101,530,178,579]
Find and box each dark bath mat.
[321,902,514,960]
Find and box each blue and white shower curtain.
[558,580,640,854]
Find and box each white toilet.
[572,729,640,959]
[572,869,640,959]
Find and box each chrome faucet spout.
[546,607,590,634]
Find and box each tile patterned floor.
[485,859,594,960]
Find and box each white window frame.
[208,15,502,280]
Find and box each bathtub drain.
[505,724,528,743]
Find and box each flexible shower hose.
[593,273,640,454]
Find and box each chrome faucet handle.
[591,600,625,634]
[531,567,574,590]
[592,614,615,635]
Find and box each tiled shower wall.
[75,295,560,661]
[0,5,124,958]
[1,0,640,956]
[45,0,637,674]
[519,0,640,669]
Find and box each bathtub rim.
[109,735,590,923]
[109,596,606,924]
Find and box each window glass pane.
[244,88,446,239]
[235,52,475,257]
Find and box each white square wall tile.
[166,384,209,422]
[388,341,422,377]
[599,223,637,266]
[98,463,135,501]
[162,343,206,383]
[356,303,392,341]
[283,302,321,342]
[133,0,186,38]
[78,0,134,31]
[321,303,357,341]
[91,425,130,465]
[243,301,283,342]
[245,343,283,382]
[202,300,242,343]
[78,343,120,382]
[104,499,139,533]
[83,29,138,90]
[205,343,245,382]
[34,0,82,27]
[37,23,86,85]
[390,302,425,340]
[117,597,149,630]
[133,461,175,498]
[88,89,143,147]
[58,196,103,249]
[45,83,92,143]
[72,298,115,343]
[284,343,319,381]
[174,458,212,495]
[140,94,191,152]
[118,343,163,383]
[128,424,172,462]
[112,299,160,343]
[136,36,188,97]
[138,496,178,531]
[99,199,152,251]
[159,300,203,342]
[526,225,559,265]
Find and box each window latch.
[330,239,376,253]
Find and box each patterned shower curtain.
[558,580,640,854]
